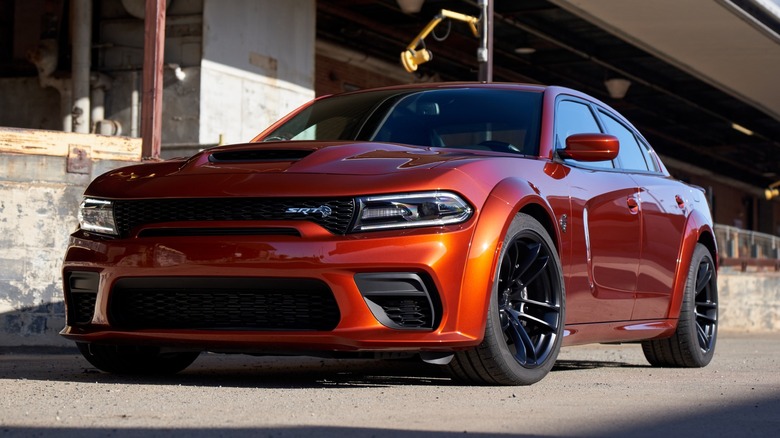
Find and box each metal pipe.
[61,85,73,133]
[71,0,91,133]
[131,71,139,137]
[90,73,112,132]
[477,0,493,82]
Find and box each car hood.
[178,141,493,175]
[85,141,525,199]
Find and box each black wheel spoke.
[695,322,709,349]
[518,311,557,333]
[693,258,716,352]
[510,242,541,286]
[517,297,561,313]
[505,308,537,365]
[695,311,717,323]
[506,242,522,285]
[695,262,712,294]
[519,255,549,289]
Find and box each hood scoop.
[208,149,314,163]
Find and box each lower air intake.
[354,272,440,330]
[109,277,340,331]
[65,271,100,326]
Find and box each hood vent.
[209,149,314,163]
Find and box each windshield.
[261,88,543,155]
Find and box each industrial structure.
[1,0,779,345]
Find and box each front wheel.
[77,343,200,375]
[642,243,718,367]
[449,213,565,385]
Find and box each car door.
[596,109,687,320]
[555,98,640,323]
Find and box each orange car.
[62,83,718,385]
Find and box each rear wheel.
[77,343,199,375]
[449,213,565,385]
[642,243,718,367]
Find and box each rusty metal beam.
[141,0,166,160]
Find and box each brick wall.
[315,54,404,96]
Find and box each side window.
[638,138,660,172]
[555,100,613,169]
[599,111,649,172]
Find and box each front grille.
[112,198,355,237]
[109,277,340,331]
[137,227,301,238]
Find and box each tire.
[449,213,565,385]
[77,343,199,375]
[642,243,718,367]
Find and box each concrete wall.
[1,151,139,347]
[719,271,780,333]
[199,0,315,144]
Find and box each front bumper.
[61,221,488,353]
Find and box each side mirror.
[559,133,619,162]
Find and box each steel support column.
[477,0,493,82]
[141,0,166,160]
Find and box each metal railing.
[714,224,780,271]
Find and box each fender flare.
[666,209,717,321]
[453,177,560,342]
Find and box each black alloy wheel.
[692,254,718,352]
[449,213,565,385]
[497,232,562,368]
[642,243,718,367]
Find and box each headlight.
[78,198,118,236]
[352,191,473,232]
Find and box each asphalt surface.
[1,333,778,437]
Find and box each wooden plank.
[0,127,142,161]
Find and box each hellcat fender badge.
[285,206,333,218]
[559,214,568,233]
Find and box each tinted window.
[638,138,660,172]
[262,89,404,142]
[261,88,543,155]
[599,111,649,172]
[372,89,542,154]
[556,100,613,169]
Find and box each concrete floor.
[1,332,779,437]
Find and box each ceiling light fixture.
[400,9,480,73]
[604,78,631,99]
[765,181,780,200]
[397,0,425,14]
[731,123,754,136]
